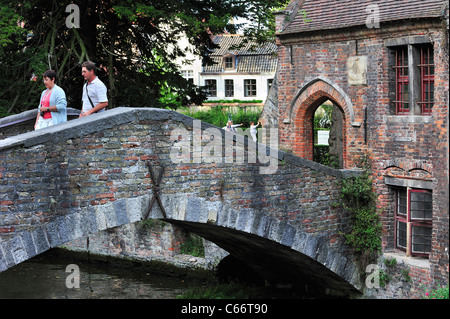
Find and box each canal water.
[0,249,208,299]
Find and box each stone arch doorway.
[313,101,344,169]
[286,78,354,169]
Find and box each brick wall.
[275,15,449,295]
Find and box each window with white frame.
[395,188,432,257]
[181,70,194,84]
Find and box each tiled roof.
[280,0,447,35]
[202,35,277,73]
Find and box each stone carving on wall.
[347,56,367,86]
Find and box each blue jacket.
[38,84,67,125]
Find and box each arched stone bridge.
[0,107,363,296]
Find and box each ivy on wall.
[340,159,382,269]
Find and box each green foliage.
[314,104,332,130]
[378,270,391,288]
[139,219,166,230]
[0,0,289,114]
[342,207,382,254]
[206,99,263,104]
[341,171,376,210]
[313,145,340,168]
[383,257,397,267]
[313,104,337,167]
[340,166,382,267]
[180,233,205,258]
[401,269,411,282]
[238,0,291,44]
[0,106,10,118]
[179,105,261,128]
[422,284,449,299]
[176,281,250,299]
[0,2,27,50]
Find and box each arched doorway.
[286,78,353,169]
[313,101,344,169]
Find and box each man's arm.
[79,101,108,117]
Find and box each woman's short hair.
[43,70,56,81]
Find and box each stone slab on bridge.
[0,107,363,296]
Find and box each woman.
[34,70,67,130]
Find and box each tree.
[0,0,289,115]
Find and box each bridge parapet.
[0,107,363,295]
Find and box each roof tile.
[281,0,446,34]
[203,35,277,73]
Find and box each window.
[391,43,434,115]
[394,47,409,115]
[181,70,194,84]
[225,79,234,97]
[225,57,234,69]
[244,79,257,97]
[418,45,434,115]
[223,54,235,70]
[395,188,432,257]
[205,79,217,97]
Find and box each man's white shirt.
[82,77,108,112]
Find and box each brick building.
[265,0,449,292]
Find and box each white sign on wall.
[317,130,330,145]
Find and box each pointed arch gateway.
[286,78,356,169]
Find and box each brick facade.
[271,0,449,296]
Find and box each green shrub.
[423,284,449,299]
[383,257,397,267]
[340,168,382,268]
[179,105,261,128]
[180,233,205,258]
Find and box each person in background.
[80,61,108,117]
[223,120,242,132]
[34,70,67,130]
[250,121,261,142]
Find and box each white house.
[177,33,277,103]
[176,35,203,86]
[200,34,277,102]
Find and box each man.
[80,61,108,117]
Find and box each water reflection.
[0,250,202,299]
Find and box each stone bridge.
[0,107,363,296]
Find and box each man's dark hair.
[82,61,97,75]
[43,70,56,81]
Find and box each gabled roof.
[210,34,277,56]
[280,0,447,35]
[202,34,277,74]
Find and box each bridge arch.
[0,192,362,296]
